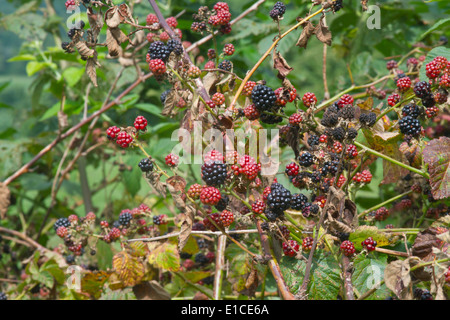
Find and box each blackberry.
[331,126,346,141]
[167,39,183,55]
[265,209,279,221]
[267,187,291,214]
[119,212,133,227]
[338,106,355,120]
[218,60,232,72]
[299,152,314,167]
[195,253,209,265]
[148,41,172,62]
[413,81,431,98]
[307,134,320,147]
[321,111,339,127]
[290,193,308,211]
[359,112,377,127]
[67,28,76,39]
[214,194,229,211]
[270,2,286,20]
[401,104,421,118]
[201,160,227,186]
[54,218,70,231]
[346,127,358,140]
[332,0,343,12]
[138,158,154,173]
[421,94,435,108]
[260,112,283,124]
[160,89,171,104]
[398,116,421,136]
[251,85,277,111]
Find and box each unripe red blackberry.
[165,153,179,167]
[345,144,358,159]
[223,43,235,56]
[146,13,158,25]
[134,115,148,131]
[204,60,215,70]
[116,131,133,148]
[302,237,314,251]
[396,77,412,92]
[212,92,225,106]
[166,16,178,28]
[187,184,203,200]
[337,94,354,108]
[219,210,234,227]
[388,93,400,107]
[285,162,300,176]
[302,92,317,107]
[282,240,299,257]
[386,60,398,70]
[200,186,221,206]
[106,126,121,140]
[244,104,260,120]
[340,240,356,257]
[203,212,222,231]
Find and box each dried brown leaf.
[296,20,315,49]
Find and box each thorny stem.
[358,190,414,218]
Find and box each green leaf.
[62,66,85,87]
[279,250,341,299]
[352,254,390,300]
[417,18,450,41]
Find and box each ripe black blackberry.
[331,126,346,141]
[194,253,209,265]
[398,116,421,136]
[160,89,171,104]
[54,218,70,231]
[299,152,314,167]
[167,39,183,55]
[119,212,133,227]
[138,158,154,173]
[265,208,280,221]
[260,112,283,124]
[321,111,339,127]
[421,94,435,108]
[413,81,431,98]
[338,106,355,120]
[201,160,227,186]
[290,193,308,210]
[346,127,358,140]
[307,134,320,147]
[332,0,344,12]
[214,194,229,211]
[270,2,286,20]
[267,186,291,214]
[218,59,233,71]
[148,41,172,62]
[251,85,277,111]
[401,104,421,118]
[359,112,377,127]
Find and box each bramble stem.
[353,141,429,179]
